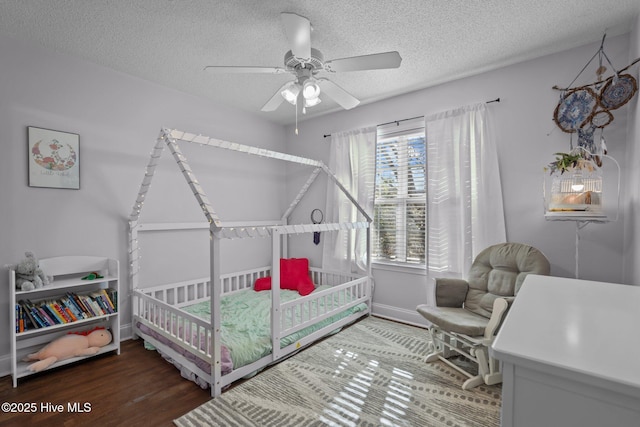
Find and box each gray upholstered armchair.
[416,242,550,390]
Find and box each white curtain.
[426,103,506,276]
[322,126,376,273]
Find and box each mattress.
[138,284,368,376]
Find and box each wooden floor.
[0,339,211,427]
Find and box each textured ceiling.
[0,1,638,125]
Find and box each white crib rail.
[280,276,369,337]
[132,265,371,395]
[220,266,270,295]
[135,266,272,306]
[138,277,211,308]
[309,267,360,287]
[134,267,367,339]
[133,290,213,361]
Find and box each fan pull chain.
[295,100,299,135]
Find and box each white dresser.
[492,274,640,427]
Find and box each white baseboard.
[0,352,11,380]
[372,303,431,328]
[120,322,133,341]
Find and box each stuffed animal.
[23,328,112,372]
[14,251,51,291]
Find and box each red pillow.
[280,258,309,290]
[254,276,272,291]
[297,275,315,296]
[253,258,315,296]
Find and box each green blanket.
[183,285,367,370]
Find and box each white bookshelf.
[8,256,120,387]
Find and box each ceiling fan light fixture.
[281,82,300,104]
[205,13,399,120]
[302,79,321,99]
[304,96,321,107]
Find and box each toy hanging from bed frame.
[545,34,634,217]
[311,208,323,244]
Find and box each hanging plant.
[545,152,595,175]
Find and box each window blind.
[374,117,426,265]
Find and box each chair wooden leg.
[475,347,490,378]
[425,351,441,363]
[425,327,503,390]
[462,375,485,390]
[484,371,503,386]
[425,327,443,362]
[424,341,442,362]
[475,347,503,386]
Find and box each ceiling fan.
[204,12,402,114]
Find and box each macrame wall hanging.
[552,34,639,165]
[544,34,634,220]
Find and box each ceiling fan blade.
[281,12,311,60]
[324,51,402,73]
[317,78,360,110]
[204,66,287,74]
[261,82,291,111]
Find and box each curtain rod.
[377,114,423,128]
[323,98,500,138]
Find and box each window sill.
[372,261,427,276]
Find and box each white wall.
[623,15,640,285]
[1,26,636,369]
[0,35,286,370]
[285,34,633,325]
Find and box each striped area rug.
[174,316,501,427]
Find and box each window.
[373,118,426,266]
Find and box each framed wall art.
[28,126,80,189]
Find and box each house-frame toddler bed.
[129,129,373,397]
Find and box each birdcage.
[548,168,603,213]
[543,150,619,221]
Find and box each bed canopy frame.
[128,128,372,396]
